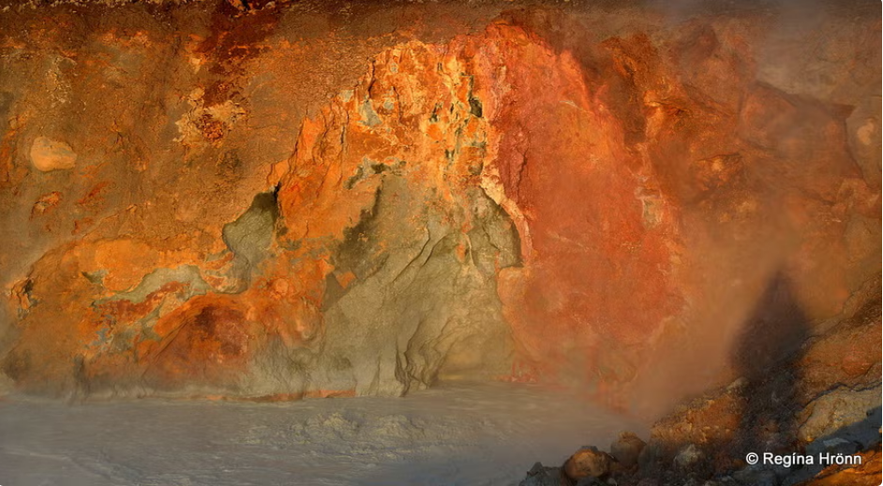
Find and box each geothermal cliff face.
[0,1,879,403]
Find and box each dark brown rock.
[520,462,572,486]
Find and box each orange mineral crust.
[0,1,878,404]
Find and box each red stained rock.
[139,295,256,390]
[468,26,683,389]
[0,4,877,402]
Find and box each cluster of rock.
[525,420,880,486]
[522,432,646,486]
[529,433,881,486]
[522,296,882,486]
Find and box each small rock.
[520,462,569,486]
[673,444,703,470]
[610,431,646,468]
[564,446,613,480]
[637,441,663,472]
[29,137,77,171]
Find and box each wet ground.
[0,382,643,486]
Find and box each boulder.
[610,432,647,468]
[29,137,77,171]
[564,446,612,481]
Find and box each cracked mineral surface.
[0,0,879,484]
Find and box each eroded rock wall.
[0,0,878,403]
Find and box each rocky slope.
[0,0,879,409]
[521,287,881,485]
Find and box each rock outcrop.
[0,1,878,403]
[523,294,882,485]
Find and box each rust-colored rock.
[800,444,883,486]
[29,137,77,172]
[564,294,882,485]
[0,1,878,404]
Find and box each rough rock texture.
[521,462,572,486]
[531,292,881,485]
[797,444,883,486]
[611,432,646,469]
[0,1,879,401]
[564,446,612,481]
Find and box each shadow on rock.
[519,272,882,486]
[731,271,809,462]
